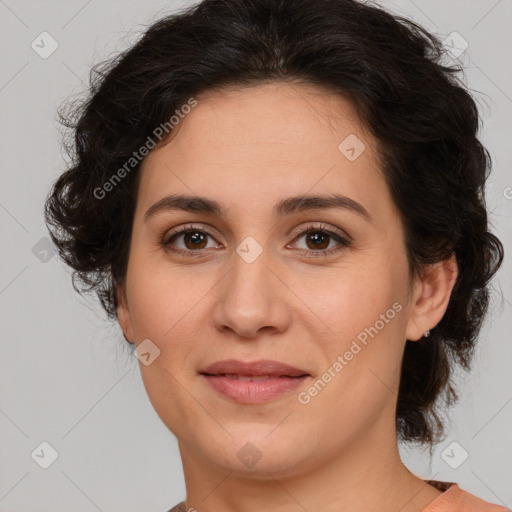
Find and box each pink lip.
[199,359,310,404]
[201,375,309,404]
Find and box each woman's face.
[117,81,428,476]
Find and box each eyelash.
[161,223,352,259]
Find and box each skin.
[116,81,458,512]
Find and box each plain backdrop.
[1,0,511,510]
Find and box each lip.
[201,359,309,377]
[200,359,310,404]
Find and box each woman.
[44,0,507,510]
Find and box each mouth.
[199,359,310,404]
[210,374,287,381]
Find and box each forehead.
[135,81,390,220]
[160,81,370,160]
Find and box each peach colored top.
[422,480,510,512]
[167,480,510,512]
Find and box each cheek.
[295,259,403,343]
[125,250,210,341]
[294,263,407,407]
[295,295,406,446]
[125,267,210,434]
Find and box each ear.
[115,282,135,344]
[405,254,458,341]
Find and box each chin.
[198,427,316,478]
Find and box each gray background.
[1,0,511,510]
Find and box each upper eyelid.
[292,224,350,239]
[164,222,351,245]
[164,223,221,243]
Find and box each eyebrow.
[143,193,372,222]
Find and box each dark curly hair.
[44,0,504,447]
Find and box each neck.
[178,415,442,512]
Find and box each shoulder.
[166,501,187,512]
[424,482,510,512]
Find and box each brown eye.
[290,224,351,258]
[178,230,208,250]
[304,231,331,250]
[162,223,351,259]
[162,226,220,256]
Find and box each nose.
[212,243,291,339]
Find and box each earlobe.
[405,254,458,341]
[115,283,135,344]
